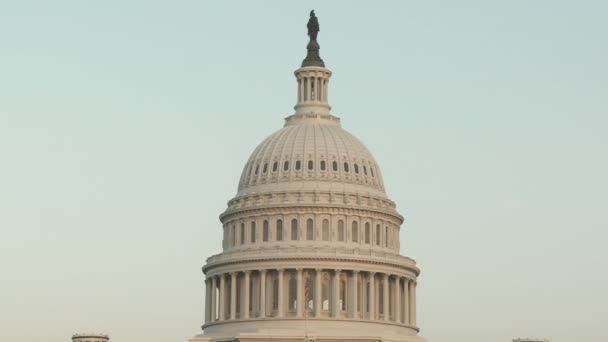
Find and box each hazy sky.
[1,1,606,342]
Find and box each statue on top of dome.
[307,10,319,41]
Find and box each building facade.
[190,13,425,342]
[72,334,109,342]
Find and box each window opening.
[276,219,283,241]
[291,219,298,240]
[306,219,314,240]
[263,220,269,242]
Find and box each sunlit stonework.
[190,12,425,342]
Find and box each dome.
[236,113,387,199]
[196,17,423,342]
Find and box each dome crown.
[237,117,386,198]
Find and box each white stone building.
[190,12,425,342]
[72,334,109,342]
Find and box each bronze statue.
[307,10,319,41]
[302,10,324,67]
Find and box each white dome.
[237,113,386,199]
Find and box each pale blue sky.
[1,1,607,342]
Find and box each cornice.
[220,202,404,224]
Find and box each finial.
[302,10,325,67]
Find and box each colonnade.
[204,268,417,327]
[298,76,328,103]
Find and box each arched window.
[241,223,245,245]
[385,226,389,247]
[344,162,350,173]
[375,224,381,246]
[363,165,368,175]
[332,161,338,171]
[337,220,345,242]
[291,219,298,240]
[352,221,359,242]
[272,161,278,172]
[308,160,314,170]
[320,160,326,170]
[306,218,314,240]
[354,164,359,174]
[251,221,256,243]
[263,220,269,242]
[322,219,330,241]
[276,219,283,241]
[283,161,289,171]
[364,222,370,244]
[295,160,301,171]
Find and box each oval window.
[263,163,268,173]
[308,160,314,170]
[332,161,338,171]
[295,160,301,170]
[320,160,326,170]
[343,162,349,173]
[284,161,289,171]
[354,164,359,174]
[272,161,278,172]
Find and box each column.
[219,274,226,320]
[332,269,341,318]
[351,270,359,319]
[230,273,237,320]
[210,276,217,322]
[403,278,410,325]
[383,274,389,321]
[296,268,304,317]
[243,271,251,319]
[298,79,302,102]
[318,77,323,102]
[277,269,285,317]
[394,276,401,323]
[204,279,211,323]
[307,77,311,101]
[369,272,376,320]
[410,281,417,326]
[324,79,328,102]
[260,270,267,318]
[314,269,322,317]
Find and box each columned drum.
[190,11,425,342]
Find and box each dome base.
[191,317,425,342]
